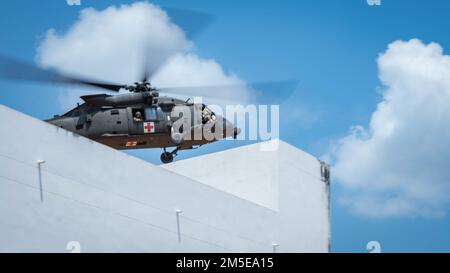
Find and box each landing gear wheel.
[160,152,174,164]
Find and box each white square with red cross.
[143,122,155,133]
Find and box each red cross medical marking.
[143,122,155,133]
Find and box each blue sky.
[1,0,450,252]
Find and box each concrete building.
[0,105,330,252]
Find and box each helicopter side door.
[83,109,127,137]
[110,108,128,135]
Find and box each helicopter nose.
[220,118,240,139]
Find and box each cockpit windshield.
[202,104,216,124]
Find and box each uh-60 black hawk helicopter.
[47,78,243,164]
[0,58,232,163]
[0,55,297,163]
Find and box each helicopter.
[47,80,243,164]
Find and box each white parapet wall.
[0,105,330,253]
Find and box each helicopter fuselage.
[45,92,239,154]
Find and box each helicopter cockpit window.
[202,104,216,124]
[145,106,158,121]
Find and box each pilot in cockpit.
[202,105,216,124]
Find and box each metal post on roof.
[36,159,46,202]
[272,243,279,253]
[175,209,183,243]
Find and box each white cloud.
[329,39,450,218]
[36,1,248,109]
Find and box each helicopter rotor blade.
[0,55,126,92]
[157,80,299,104]
[140,7,215,82]
[164,7,215,41]
[140,49,152,83]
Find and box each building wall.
[0,105,330,252]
